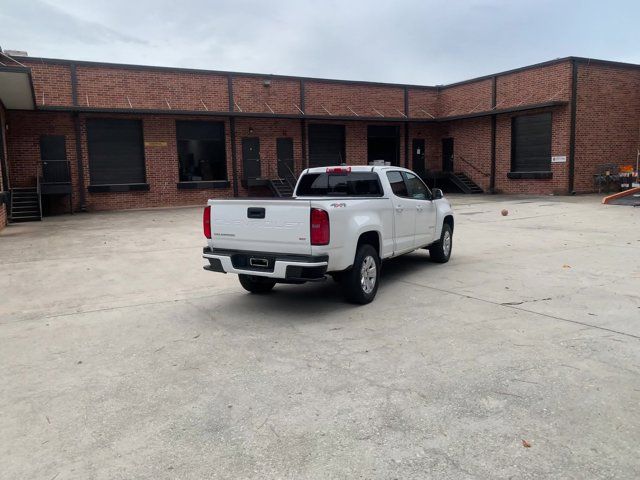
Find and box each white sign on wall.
[551,156,567,163]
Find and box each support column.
[568,59,578,194]
[70,63,86,211]
[489,75,497,193]
[73,113,86,211]
[404,86,409,168]
[300,80,307,171]
[228,74,239,197]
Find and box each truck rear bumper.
[202,247,329,281]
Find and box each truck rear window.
[296,172,383,196]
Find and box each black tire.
[429,223,453,263]
[344,244,380,304]
[330,272,345,284]
[238,274,276,294]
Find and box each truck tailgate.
[208,199,312,255]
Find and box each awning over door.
[0,67,35,110]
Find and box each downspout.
[404,86,409,168]
[568,59,578,194]
[300,79,307,170]
[70,63,87,210]
[227,74,239,197]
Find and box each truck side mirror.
[432,188,443,200]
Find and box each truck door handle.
[416,206,423,211]
[247,207,265,219]
[395,206,403,213]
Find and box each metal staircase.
[9,186,42,222]
[449,172,484,194]
[268,160,297,197]
[268,178,294,197]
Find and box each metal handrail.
[36,175,42,221]
[276,159,298,189]
[456,155,490,177]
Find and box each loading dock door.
[368,126,399,165]
[511,113,552,172]
[86,119,145,184]
[308,124,345,167]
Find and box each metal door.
[412,138,425,175]
[242,137,261,179]
[442,138,454,172]
[276,137,294,178]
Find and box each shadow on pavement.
[213,250,443,320]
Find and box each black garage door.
[87,119,146,185]
[368,125,399,165]
[308,124,345,167]
[511,113,552,172]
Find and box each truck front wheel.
[428,223,453,263]
[344,244,380,304]
[238,274,276,294]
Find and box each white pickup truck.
[202,166,454,304]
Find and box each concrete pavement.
[1,195,639,479]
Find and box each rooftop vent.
[4,50,28,57]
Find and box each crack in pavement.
[398,279,640,341]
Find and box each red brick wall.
[574,63,640,193]
[439,79,493,117]
[497,62,572,109]
[408,88,438,119]
[232,77,300,115]
[76,66,229,112]
[24,62,73,107]
[305,81,405,117]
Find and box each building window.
[176,121,227,182]
[511,113,552,172]
[308,124,345,167]
[87,119,146,185]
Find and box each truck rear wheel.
[344,244,380,304]
[238,274,276,294]
[428,223,452,263]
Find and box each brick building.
[0,53,639,228]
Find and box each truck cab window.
[386,171,409,197]
[403,172,431,200]
[296,172,382,196]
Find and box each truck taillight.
[203,205,211,239]
[310,208,330,245]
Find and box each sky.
[1,0,639,85]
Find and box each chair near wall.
[594,163,620,193]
